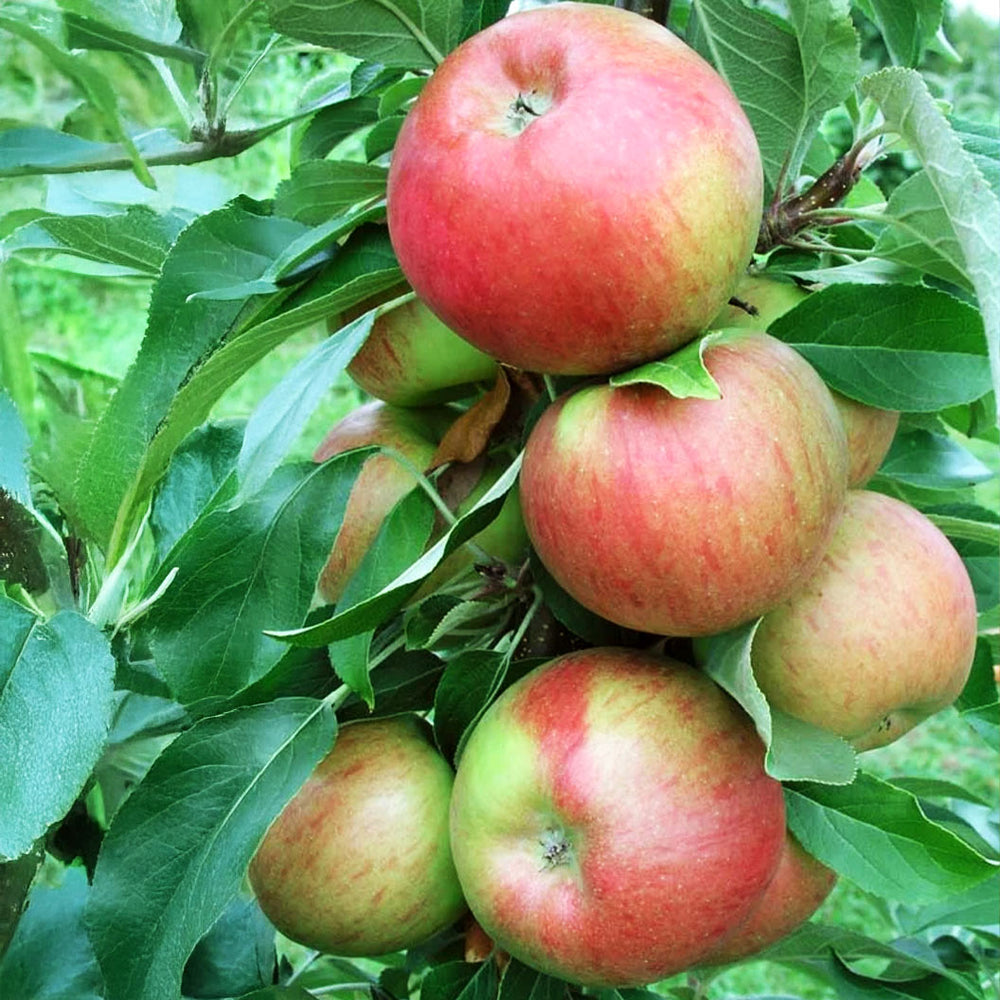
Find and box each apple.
[249,715,467,956]
[386,3,763,375]
[714,275,899,485]
[520,332,849,637]
[313,401,444,603]
[336,284,499,407]
[698,833,836,966]
[751,490,978,751]
[449,647,786,987]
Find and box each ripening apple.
[387,3,763,375]
[449,647,786,987]
[335,285,498,407]
[698,833,836,966]
[313,401,444,603]
[521,332,849,637]
[752,490,978,751]
[713,275,900,485]
[249,715,467,956]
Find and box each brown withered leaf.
[429,369,511,469]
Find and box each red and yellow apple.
[249,715,467,955]
[449,647,786,987]
[387,3,762,375]
[751,490,978,750]
[520,332,849,637]
[699,833,836,966]
[714,275,900,485]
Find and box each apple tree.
[0,1,998,999]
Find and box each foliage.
[0,2,998,1000]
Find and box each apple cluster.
[248,2,979,990]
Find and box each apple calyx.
[505,90,552,134]
[539,827,575,870]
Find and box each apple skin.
[520,332,849,637]
[313,401,444,603]
[714,275,899,485]
[751,490,978,751]
[698,833,836,966]
[449,647,786,987]
[387,3,763,375]
[338,286,498,407]
[249,715,467,956]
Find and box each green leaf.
[0,392,31,508]
[951,116,1000,201]
[365,114,406,160]
[86,698,336,1000]
[860,0,944,67]
[0,490,47,594]
[0,602,116,860]
[274,160,389,226]
[876,430,995,491]
[0,10,154,187]
[265,0,461,69]
[139,451,369,705]
[860,68,1000,405]
[529,555,625,647]
[1,205,183,276]
[955,640,999,750]
[609,332,723,399]
[699,622,858,785]
[433,649,509,765]
[61,11,200,63]
[293,96,381,164]
[784,773,998,904]
[72,200,309,559]
[56,0,184,49]
[895,874,1000,934]
[768,284,990,411]
[378,75,427,116]
[270,454,522,648]
[150,421,246,565]
[422,959,499,1000]
[461,0,510,42]
[235,311,375,503]
[328,488,437,706]
[689,0,859,196]
[181,896,276,1000]
[337,647,444,722]
[0,867,103,1000]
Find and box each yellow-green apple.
[714,275,899,485]
[698,833,836,966]
[313,401,444,603]
[449,647,786,987]
[249,715,467,955]
[336,285,498,407]
[520,332,849,637]
[751,490,978,751]
[386,3,762,375]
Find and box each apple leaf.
[609,332,723,399]
[274,161,389,226]
[56,0,184,50]
[338,648,445,722]
[784,774,999,904]
[498,960,572,1000]
[895,874,1000,934]
[861,0,943,67]
[329,488,437,707]
[0,601,115,861]
[234,309,375,504]
[270,453,522,648]
[235,988,316,1000]
[293,96,381,165]
[422,959,499,1000]
[875,430,995,491]
[955,640,999,750]
[768,283,991,411]
[860,68,1000,403]
[529,556,629,648]
[150,421,246,565]
[433,650,509,765]
[698,622,858,785]
[265,0,461,70]
[86,698,336,1000]
[0,867,103,1000]
[139,450,370,705]
[688,0,859,197]
[1,205,183,277]
[0,392,31,508]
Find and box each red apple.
[449,647,786,987]
[699,833,836,966]
[752,490,978,750]
[714,275,899,485]
[387,3,763,375]
[313,401,443,603]
[249,715,467,956]
[520,332,849,637]
[337,286,498,407]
